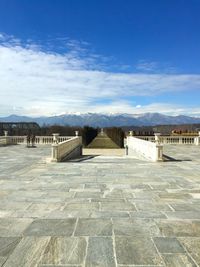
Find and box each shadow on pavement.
[163,154,192,162]
[62,155,99,163]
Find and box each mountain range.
[1,113,200,127]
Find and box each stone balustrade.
[126,136,163,162]
[0,136,6,146]
[0,135,72,145]
[0,134,13,145]
[136,135,197,145]
[51,136,82,162]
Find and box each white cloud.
[0,34,200,117]
[132,103,200,117]
[135,60,178,74]
[78,102,200,117]
[136,60,158,72]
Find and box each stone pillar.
[4,131,9,145]
[51,143,58,162]
[75,131,79,136]
[154,133,163,161]
[154,133,161,144]
[155,144,163,161]
[195,131,200,146]
[52,133,59,144]
[129,131,133,136]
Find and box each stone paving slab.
[0,237,21,259]
[113,218,161,237]
[178,237,200,266]
[101,201,136,211]
[90,211,130,218]
[85,237,116,267]
[115,236,163,265]
[156,220,200,237]
[0,218,33,237]
[161,254,197,267]
[64,202,99,211]
[165,211,200,220]
[153,237,185,253]
[74,218,112,236]
[24,219,76,236]
[3,237,50,267]
[0,144,200,266]
[40,237,87,265]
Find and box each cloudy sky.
[0,0,200,117]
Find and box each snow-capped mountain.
[1,113,200,127]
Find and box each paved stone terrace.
[0,144,200,267]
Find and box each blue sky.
[0,0,200,116]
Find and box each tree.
[82,126,98,147]
[105,127,125,148]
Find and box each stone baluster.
[179,137,182,144]
[38,136,42,144]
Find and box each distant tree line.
[0,122,40,136]
[122,124,200,136]
[105,127,125,148]
[81,126,98,147]
[40,125,81,136]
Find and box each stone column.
[195,131,200,145]
[51,143,58,162]
[4,131,9,145]
[75,131,79,136]
[154,133,161,144]
[155,144,163,161]
[52,133,59,144]
[154,133,163,161]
